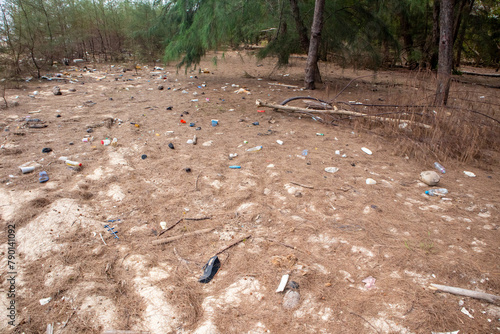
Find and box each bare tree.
[304,0,325,90]
[434,0,454,106]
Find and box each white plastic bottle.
[434,162,446,174]
[425,188,448,196]
[246,146,262,152]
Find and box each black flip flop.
[198,255,221,283]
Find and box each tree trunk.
[454,0,475,69]
[425,0,440,69]
[434,0,454,106]
[289,0,309,53]
[304,0,325,90]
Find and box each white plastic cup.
[20,166,35,174]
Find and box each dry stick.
[290,181,314,189]
[430,283,500,305]
[152,228,214,246]
[349,312,381,334]
[256,99,431,129]
[158,219,183,237]
[195,172,201,191]
[268,82,300,88]
[184,217,211,221]
[266,238,308,254]
[216,235,252,256]
[62,310,76,329]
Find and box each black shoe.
[198,255,221,283]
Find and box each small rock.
[294,191,302,198]
[420,171,440,186]
[68,88,76,92]
[158,85,164,90]
[325,167,339,173]
[53,86,62,95]
[283,290,300,309]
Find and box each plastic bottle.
[434,162,446,174]
[101,139,111,146]
[246,146,262,152]
[111,138,118,146]
[65,160,82,168]
[425,188,448,196]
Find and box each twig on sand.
[158,219,183,236]
[290,181,314,189]
[99,233,107,245]
[195,172,201,191]
[152,228,215,246]
[430,283,500,305]
[62,310,76,329]
[349,312,381,334]
[266,238,308,254]
[216,235,252,256]
[184,217,211,221]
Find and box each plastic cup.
[211,119,218,127]
[20,166,35,174]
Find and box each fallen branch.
[430,283,500,305]
[256,99,431,129]
[184,217,211,221]
[216,235,252,256]
[268,82,300,88]
[152,228,214,246]
[461,71,500,78]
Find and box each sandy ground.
[0,51,499,334]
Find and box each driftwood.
[256,99,431,129]
[430,283,500,305]
[152,228,214,246]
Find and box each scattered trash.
[168,143,175,149]
[53,86,62,95]
[276,140,283,145]
[257,110,265,113]
[160,221,167,230]
[366,178,377,185]
[20,166,35,174]
[184,168,191,172]
[39,297,52,305]
[180,119,187,124]
[41,147,52,153]
[316,133,324,136]
[141,154,147,160]
[104,225,119,239]
[425,188,448,196]
[301,149,308,156]
[434,162,446,174]
[252,122,259,126]
[198,255,221,283]
[276,274,290,292]
[420,171,440,186]
[186,135,197,145]
[82,138,90,143]
[247,145,262,152]
[158,85,164,90]
[361,147,372,155]
[211,119,219,127]
[463,171,476,177]
[189,122,195,127]
[362,276,376,289]
[229,166,241,169]
[324,167,339,173]
[229,153,238,160]
[39,171,49,183]
[202,141,213,146]
[461,307,474,319]
[102,139,111,146]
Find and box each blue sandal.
[39,171,49,183]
